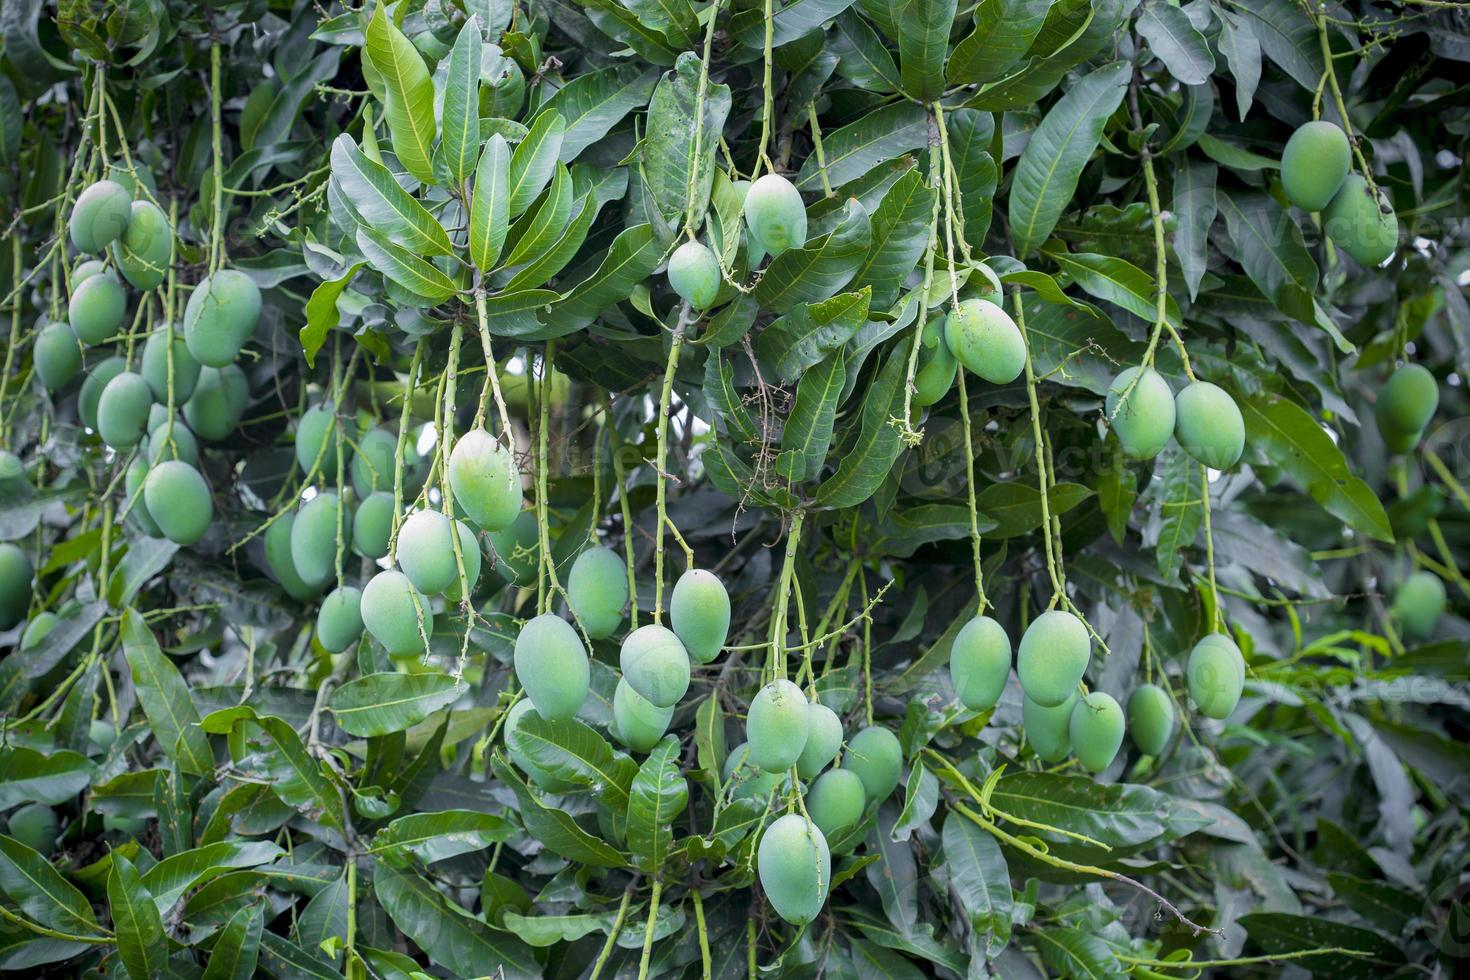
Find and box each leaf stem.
[636,879,663,980]
[1013,288,1064,604]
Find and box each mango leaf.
[780,351,847,482]
[643,51,732,228]
[507,710,638,809]
[1009,61,1130,257]
[257,933,340,979]
[299,261,365,367]
[370,810,515,867]
[329,136,451,256]
[200,904,263,980]
[539,65,659,162]
[976,481,1093,538]
[1152,452,1201,581]
[757,288,870,381]
[507,110,566,218]
[1217,10,1261,119]
[439,18,482,186]
[295,871,348,966]
[730,0,859,48]
[374,863,539,980]
[1216,189,1318,326]
[1239,391,1393,542]
[108,854,168,980]
[817,351,908,508]
[356,227,460,303]
[891,762,938,842]
[470,134,511,271]
[1173,159,1216,300]
[1036,927,1125,979]
[200,706,346,830]
[898,0,955,101]
[493,757,627,867]
[0,835,102,935]
[140,841,284,913]
[796,102,928,191]
[947,0,1050,85]
[1239,913,1405,979]
[1136,2,1214,85]
[941,814,1012,950]
[120,609,212,777]
[1041,246,1182,330]
[1239,0,1324,92]
[503,191,598,290]
[626,735,688,871]
[546,224,664,336]
[500,165,576,270]
[694,695,726,788]
[830,11,900,92]
[753,200,871,312]
[329,672,468,737]
[365,5,437,184]
[989,772,1208,858]
[850,168,936,310]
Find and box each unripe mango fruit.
[944,297,1025,384]
[1106,366,1174,460]
[669,568,730,664]
[795,702,843,779]
[1323,174,1398,267]
[567,547,627,639]
[1375,364,1437,452]
[69,179,132,254]
[183,364,249,441]
[1023,692,1076,762]
[488,510,540,586]
[263,513,317,600]
[743,173,807,256]
[723,741,782,800]
[442,522,482,603]
[913,316,957,407]
[361,570,433,655]
[351,427,401,497]
[758,813,830,925]
[843,725,902,802]
[140,329,201,402]
[620,625,691,708]
[295,403,348,481]
[0,543,33,630]
[514,613,590,722]
[806,768,866,840]
[125,455,162,538]
[667,240,722,310]
[506,700,579,792]
[1392,571,1445,639]
[1016,609,1089,708]
[352,491,395,560]
[1187,633,1245,720]
[97,371,154,450]
[613,678,675,752]
[147,420,199,468]
[746,679,810,773]
[1127,683,1175,756]
[79,356,126,431]
[448,428,522,531]
[949,615,1012,711]
[33,321,82,389]
[111,200,173,290]
[144,460,213,545]
[1174,381,1244,469]
[291,492,349,588]
[397,510,459,596]
[68,271,127,345]
[1280,121,1351,212]
[317,586,364,653]
[183,269,262,367]
[6,803,59,856]
[1069,692,1124,773]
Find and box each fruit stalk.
[1013,289,1064,603]
[473,278,515,452]
[389,339,426,561]
[653,309,688,621]
[636,878,663,980]
[210,42,225,273]
[0,236,20,443]
[767,510,805,681]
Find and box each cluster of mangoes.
[1281,121,1399,266]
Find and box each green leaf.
[507,110,567,218]
[1216,189,1318,326]
[503,191,599,291]
[120,609,212,777]
[1239,391,1393,542]
[371,810,515,867]
[945,108,998,245]
[356,227,460,303]
[1153,452,1201,581]
[0,746,94,808]
[140,841,284,914]
[757,288,870,382]
[201,904,263,980]
[1136,1,1214,85]
[295,871,348,965]
[975,481,1093,537]
[1041,246,1182,330]
[492,757,627,866]
[626,735,688,871]
[329,672,468,737]
[546,224,665,336]
[257,933,341,979]
[891,761,938,842]
[330,135,452,256]
[947,0,1050,85]
[1173,159,1216,300]
[988,772,1208,858]
[108,854,167,980]
[830,11,900,92]
[439,17,482,186]
[365,5,437,184]
[1035,926,1126,979]
[0,835,102,935]
[702,352,760,444]
[780,351,847,482]
[817,351,908,508]
[941,813,1011,949]
[374,864,540,980]
[506,710,638,809]
[1217,10,1261,119]
[200,706,347,830]
[642,50,732,228]
[500,165,576,271]
[1008,61,1130,257]
[694,695,725,788]
[538,65,659,162]
[470,134,511,271]
[299,261,365,367]
[754,200,871,313]
[850,168,937,310]
[1239,0,1324,92]
[730,0,859,48]
[795,102,928,191]
[899,0,954,100]
[1238,913,1404,979]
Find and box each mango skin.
[79,356,126,431]
[397,510,458,596]
[1281,121,1351,212]
[144,461,213,546]
[913,316,957,407]
[1069,692,1124,773]
[295,403,348,481]
[669,569,730,664]
[567,547,628,640]
[612,678,675,753]
[140,329,201,403]
[506,700,579,793]
[111,200,173,290]
[291,492,349,589]
[1393,571,1445,639]
[1375,364,1437,451]
[69,179,132,254]
[265,513,322,601]
[795,702,843,779]
[0,543,33,630]
[949,615,1012,711]
[6,803,59,857]
[620,625,691,708]
[183,269,262,367]
[723,741,783,800]
[487,510,540,586]
[33,321,82,389]
[667,240,722,310]
[147,421,199,468]
[442,521,482,603]
[448,428,522,532]
[126,454,163,537]
[1323,174,1398,267]
[1174,381,1244,470]
[317,586,364,653]
[743,173,807,256]
[361,570,433,656]
[1127,683,1175,756]
[806,768,866,840]
[97,371,155,450]
[944,298,1025,384]
[1106,367,1174,460]
[1016,609,1090,708]
[746,679,811,773]
[1023,691,1077,762]
[514,613,590,722]
[352,427,400,497]
[68,271,127,345]
[758,814,830,926]
[352,491,395,560]
[1187,633,1245,720]
[843,725,902,802]
[183,364,249,441]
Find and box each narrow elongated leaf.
[626,735,688,871]
[830,11,900,92]
[1240,0,1324,92]
[140,841,283,914]
[899,0,955,100]
[371,810,515,867]
[780,351,847,482]
[375,864,539,979]
[976,481,1093,537]
[201,904,263,980]
[1137,2,1214,85]
[439,18,482,185]
[470,134,511,271]
[850,169,936,310]
[507,111,567,218]
[0,746,94,808]
[546,224,664,335]
[1041,246,1183,329]
[365,5,437,184]
[642,51,731,227]
[1153,452,1201,581]
[0,835,101,935]
[507,711,638,809]
[539,66,659,161]
[754,201,871,312]
[500,166,576,270]
[356,227,460,303]
[1217,189,1317,324]
[942,813,1012,949]
[796,102,928,191]
[817,351,908,508]
[200,707,346,830]
[299,261,365,367]
[108,854,167,980]
[1217,10,1261,119]
[757,288,870,381]
[730,0,859,48]
[329,672,467,737]
[296,873,348,966]
[1008,61,1130,257]
[493,758,627,866]
[1173,159,1216,300]
[329,136,451,256]
[121,609,212,777]
[947,0,1050,84]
